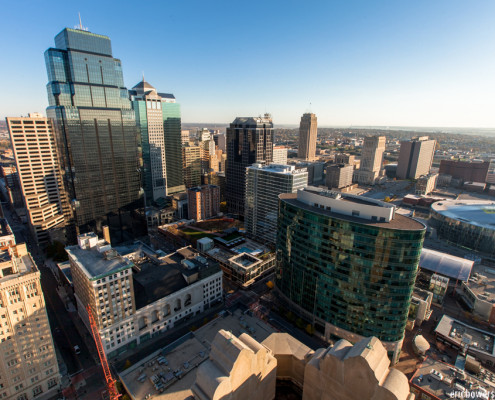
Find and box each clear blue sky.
[1,0,494,128]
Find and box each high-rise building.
[276,187,425,363]
[187,185,220,221]
[245,164,307,244]
[45,28,143,239]
[182,142,202,188]
[355,136,386,185]
[325,163,353,189]
[6,115,69,246]
[129,79,185,202]
[298,113,317,160]
[396,136,436,180]
[213,133,226,152]
[226,114,274,215]
[272,145,288,164]
[0,221,61,399]
[334,153,355,165]
[1,165,24,211]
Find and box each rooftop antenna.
[79,12,83,29]
[75,13,88,31]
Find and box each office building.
[45,28,143,239]
[325,163,354,189]
[213,133,226,152]
[396,136,436,180]
[0,221,60,399]
[7,115,69,246]
[130,79,185,203]
[66,233,222,357]
[276,187,425,363]
[355,136,386,185]
[182,142,202,188]
[272,145,288,164]
[1,165,24,210]
[225,115,273,215]
[245,164,307,244]
[439,160,490,183]
[298,113,317,160]
[415,173,438,195]
[181,130,190,145]
[334,153,355,165]
[187,185,220,221]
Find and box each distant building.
[7,115,69,246]
[355,136,386,185]
[439,160,489,183]
[298,113,317,160]
[245,164,307,244]
[276,187,426,363]
[415,173,438,195]
[213,133,226,152]
[226,115,274,215]
[1,165,24,210]
[182,142,202,188]
[181,130,190,145]
[66,233,222,357]
[325,163,353,189]
[187,185,220,221]
[272,145,288,164]
[334,153,355,165]
[0,222,61,399]
[396,136,436,180]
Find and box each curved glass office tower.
[45,28,144,241]
[276,187,425,363]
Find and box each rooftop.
[410,357,494,399]
[465,264,495,303]
[247,163,307,175]
[432,200,495,231]
[118,308,276,400]
[280,191,425,231]
[419,248,474,281]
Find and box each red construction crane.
[86,305,121,400]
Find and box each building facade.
[130,79,184,203]
[325,164,354,189]
[187,185,220,221]
[439,160,490,183]
[225,115,274,216]
[66,233,222,357]
[355,136,386,185]
[272,146,288,164]
[7,115,69,246]
[245,164,307,244]
[182,143,202,188]
[0,222,60,400]
[415,173,438,195]
[298,113,317,160]
[276,187,425,363]
[45,28,143,240]
[396,136,436,180]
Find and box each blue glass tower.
[45,28,144,240]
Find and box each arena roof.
[419,248,474,281]
[431,200,495,231]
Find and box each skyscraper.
[187,185,220,221]
[325,163,354,189]
[182,142,202,188]
[245,164,307,244]
[298,113,317,160]
[45,28,143,240]
[276,187,425,363]
[226,114,274,215]
[0,220,61,398]
[7,114,70,246]
[396,136,436,180]
[129,79,185,203]
[355,136,386,185]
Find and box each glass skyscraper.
[276,187,425,363]
[225,114,274,216]
[129,79,185,204]
[45,28,144,241]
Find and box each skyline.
[1,0,495,128]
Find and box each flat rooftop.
[118,308,276,400]
[432,200,495,231]
[133,247,220,309]
[465,264,495,302]
[65,244,133,281]
[435,315,495,356]
[410,357,494,399]
[279,193,425,230]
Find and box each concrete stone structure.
[439,159,489,183]
[192,329,277,400]
[415,173,438,195]
[272,145,288,164]
[298,113,317,161]
[187,185,220,221]
[0,221,60,399]
[396,136,436,180]
[325,163,354,189]
[355,136,386,185]
[334,153,355,165]
[6,115,70,246]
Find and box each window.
[352,210,360,217]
